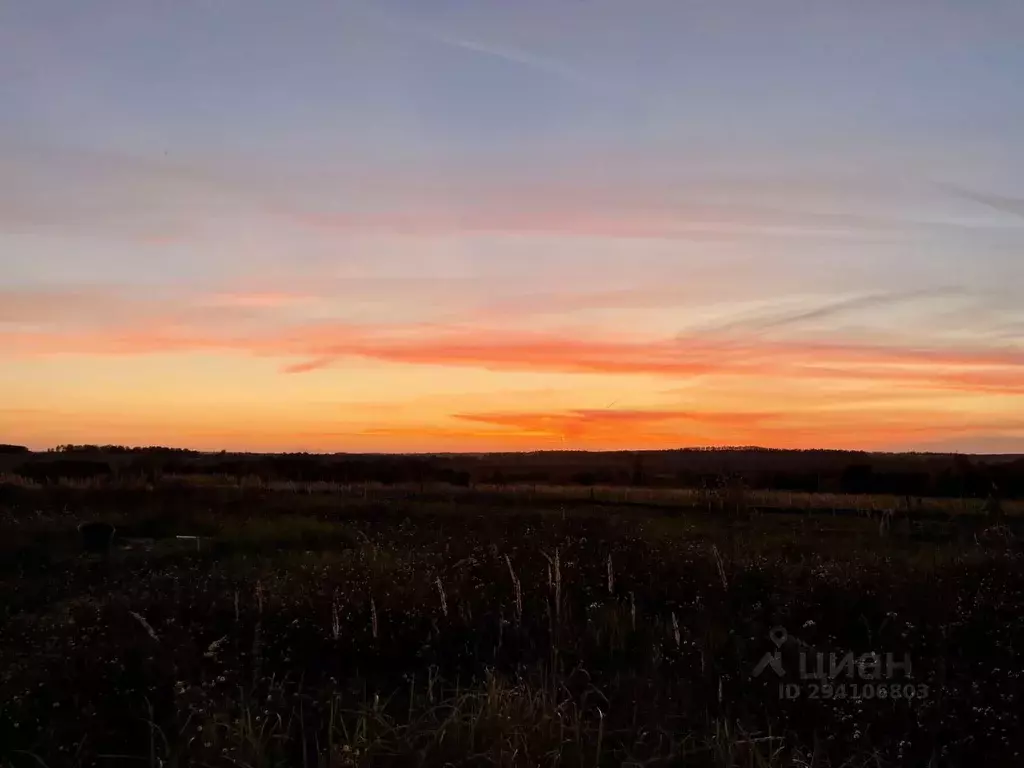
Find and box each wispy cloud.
[0,286,320,328]
[454,407,784,435]
[433,36,608,93]
[4,319,1023,397]
[7,138,1017,252]
[2,274,1020,406]
[294,202,996,242]
[281,356,339,375]
[0,141,278,243]
[938,182,1024,220]
[697,287,965,336]
[354,3,616,96]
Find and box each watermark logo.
[752,625,929,700]
[752,626,789,677]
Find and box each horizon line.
[9,443,1019,459]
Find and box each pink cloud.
[3,312,1022,399]
[293,202,936,241]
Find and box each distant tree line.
[48,444,201,456]
[156,455,474,487]
[8,448,1024,498]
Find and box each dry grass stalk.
[712,545,729,591]
[129,611,159,642]
[505,555,523,625]
[436,577,448,618]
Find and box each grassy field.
[1,479,1022,767]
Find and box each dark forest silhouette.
[4,444,1023,499]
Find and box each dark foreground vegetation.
[1,455,1023,767]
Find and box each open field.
[2,473,1023,767]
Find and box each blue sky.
[2,0,1023,452]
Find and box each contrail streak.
[351,2,620,97]
[432,35,607,92]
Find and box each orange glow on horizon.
[3,328,1022,454]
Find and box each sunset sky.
[2,0,1024,453]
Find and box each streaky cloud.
[353,2,619,97]
[697,287,967,336]
[8,318,1022,397]
[935,182,1024,220]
